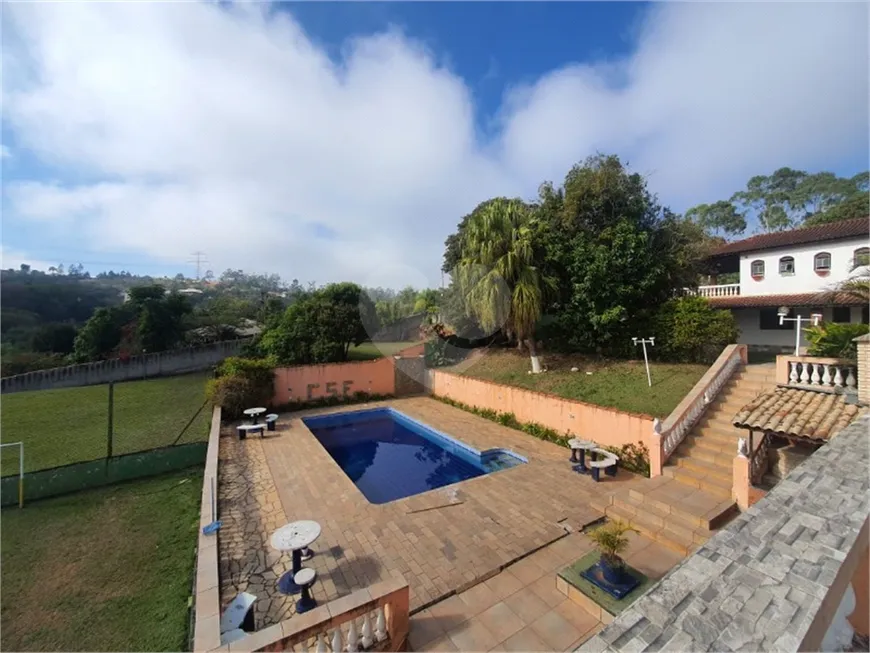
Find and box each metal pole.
[18,442,24,509]
[642,341,651,387]
[793,315,802,357]
[107,382,114,460]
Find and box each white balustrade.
[361,613,374,648]
[375,606,387,642]
[346,619,358,652]
[695,283,741,298]
[786,360,858,391]
[661,346,743,461]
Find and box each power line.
[187,251,209,279]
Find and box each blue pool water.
[303,408,526,504]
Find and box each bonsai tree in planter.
[587,519,637,584]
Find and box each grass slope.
[1,468,203,651]
[1,373,211,475]
[459,350,707,417]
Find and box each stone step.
[663,465,733,500]
[626,481,738,531]
[602,503,701,557]
[732,373,778,386]
[697,414,744,432]
[713,386,767,403]
[668,452,734,483]
[676,436,736,461]
[612,493,710,543]
[693,423,743,442]
[668,441,737,474]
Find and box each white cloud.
[2,2,867,286]
[1,245,57,273]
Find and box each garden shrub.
[654,296,739,363]
[805,322,870,359]
[602,441,650,477]
[207,356,275,418]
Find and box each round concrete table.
[568,438,597,472]
[243,407,267,424]
[271,520,322,595]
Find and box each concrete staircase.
[663,363,778,500]
[590,363,777,555]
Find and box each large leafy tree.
[685,200,746,237]
[455,197,554,372]
[691,167,868,235]
[536,155,695,356]
[260,282,380,365]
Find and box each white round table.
[243,407,267,424]
[568,438,597,470]
[272,520,322,595]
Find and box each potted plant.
[587,519,636,584]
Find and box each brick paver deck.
[217,397,650,627]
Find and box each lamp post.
[632,337,655,387]
[778,306,822,356]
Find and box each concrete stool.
[294,568,317,614]
[265,414,279,431]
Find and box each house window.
[855,247,870,268]
[750,260,764,279]
[779,256,795,275]
[863,305,869,324]
[833,307,852,323]
[814,252,831,274]
[760,308,794,330]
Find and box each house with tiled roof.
[695,217,869,351]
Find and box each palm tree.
[820,250,869,304]
[455,198,555,373]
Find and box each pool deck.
[217,397,677,636]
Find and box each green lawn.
[459,350,708,417]
[1,374,211,475]
[348,341,419,361]
[1,468,202,651]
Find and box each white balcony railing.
[777,355,858,392]
[696,283,740,298]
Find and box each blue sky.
[2,2,867,285]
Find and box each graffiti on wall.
[288,380,356,401]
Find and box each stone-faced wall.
[856,333,870,405]
[581,414,870,653]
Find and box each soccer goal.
[0,442,24,508]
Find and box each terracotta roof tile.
[733,386,865,442]
[710,217,869,257]
[707,291,866,308]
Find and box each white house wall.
[738,237,869,297]
[733,306,866,350]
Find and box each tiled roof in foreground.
[732,386,865,442]
[707,291,866,308]
[579,415,870,653]
[709,217,869,257]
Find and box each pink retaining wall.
[273,358,396,405]
[428,370,656,450]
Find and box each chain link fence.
[0,372,212,505]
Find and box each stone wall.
[581,414,870,653]
[0,340,248,394]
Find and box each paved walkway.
[217,397,650,626]
[409,530,683,652]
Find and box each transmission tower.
[188,251,209,279]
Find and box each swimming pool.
[303,408,526,504]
